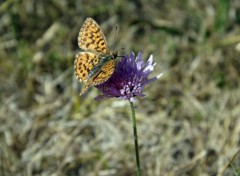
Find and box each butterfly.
[74,18,118,95]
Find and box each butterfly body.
[74,18,117,95]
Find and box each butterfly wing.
[91,59,115,85]
[75,18,116,96]
[74,52,100,83]
[78,18,110,55]
[79,59,115,96]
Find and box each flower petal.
[95,52,162,101]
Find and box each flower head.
[95,52,162,102]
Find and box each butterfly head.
[112,51,118,59]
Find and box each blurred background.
[0,0,240,176]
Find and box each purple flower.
[95,52,163,102]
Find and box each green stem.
[129,101,141,176]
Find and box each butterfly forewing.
[78,18,110,55]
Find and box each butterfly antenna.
[112,25,124,58]
[113,26,118,51]
[116,47,125,57]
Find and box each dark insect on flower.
[95,52,162,102]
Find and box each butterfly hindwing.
[79,59,115,96]
[74,52,100,83]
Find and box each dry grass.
[0,0,240,176]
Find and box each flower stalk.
[130,101,141,176]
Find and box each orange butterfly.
[74,18,117,95]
